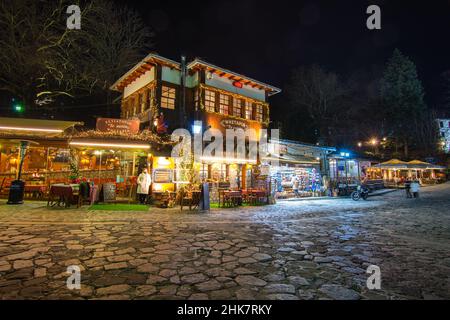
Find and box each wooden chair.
[77,182,91,207]
[180,189,201,211]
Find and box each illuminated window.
[132,97,137,116]
[244,101,253,120]
[145,87,154,111]
[138,92,144,113]
[161,86,176,109]
[219,94,230,115]
[194,89,200,110]
[255,104,263,122]
[205,90,216,112]
[233,98,242,118]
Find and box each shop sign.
[101,183,117,202]
[153,169,173,183]
[219,119,248,130]
[96,118,140,134]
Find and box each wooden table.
[24,185,47,200]
[242,189,267,205]
[219,190,242,208]
[47,184,79,208]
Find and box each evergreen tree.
[380,49,427,158]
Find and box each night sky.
[123,0,450,110]
[1,0,449,130]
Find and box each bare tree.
[0,0,68,108]
[286,65,345,144]
[0,0,152,110]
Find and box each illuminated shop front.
[263,139,335,198]
[328,152,373,186]
[0,118,83,198]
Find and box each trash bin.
[199,183,210,211]
[7,180,25,205]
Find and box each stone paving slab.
[0,183,449,300]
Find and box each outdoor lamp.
[192,121,202,134]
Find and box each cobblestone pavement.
[0,183,449,300]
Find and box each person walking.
[410,179,420,198]
[291,175,300,198]
[137,168,151,204]
[404,179,412,198]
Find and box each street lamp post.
[7,140,30,205]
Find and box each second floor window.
[161,86,176,109]
[138,92,144,113]
[244,101,253,120]
[219,94,230,115]
[145,87,154,111]
[233,98,242,118]
[205,90,216,112]
[255,104,263,122]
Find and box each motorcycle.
[351,185,370,201]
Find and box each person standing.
[137,168,151,204]
[410,180,420,198]
[404,179,412,198]
[291,175,300,198]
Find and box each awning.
[0,117,83,138]
[372,159,446,170]
[407,160,445,170]
[373,159,409,169]
[263,154,320,165]
[69,139,151,151]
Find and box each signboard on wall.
[96,118,140,134]
[153,169,173,184]
[204,113,262,138]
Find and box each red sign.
[233,81,243,88]
[96,118,140,134]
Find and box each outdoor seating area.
[217,188,268,208]
[367,159,446,187]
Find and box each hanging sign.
[96,118,140,134]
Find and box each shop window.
[199,164,208,182]
[211,163,228,182]
[205,89,216,112]
[233,98,242,118]
[219,94,230,115]
[244,101,252,120]
[255,104,263,122]
[161,86,176,109]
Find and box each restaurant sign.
[219,119,248,130]
[96,118,140,134]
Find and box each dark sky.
[123,0,450,110]
[1,0,449,130]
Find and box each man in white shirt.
[137,168,151,204]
